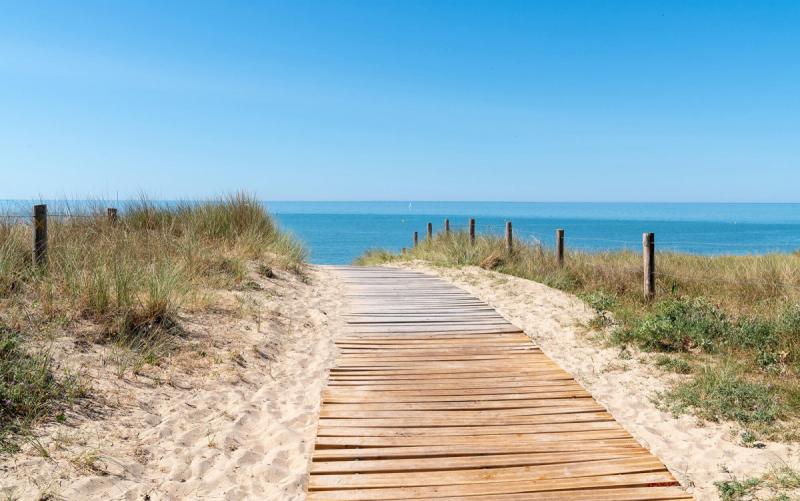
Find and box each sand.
[0,265,344,501]
[397,262,800,501]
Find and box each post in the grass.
[505,221,513,252]
[107,207,118,224]
[33,204,48,266]
[444,218,450,235]
[556,229,565,267]
[427,222,432,241]
[643,232,655,300]
[469,218,476,245]
[413,231,419,247]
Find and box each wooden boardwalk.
[307,266,691,500]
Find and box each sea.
[3,201,800,265]
[266,202,800,264]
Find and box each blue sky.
[1,1,798,202]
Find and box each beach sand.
[0,265,344,500]
[397,261,800,501]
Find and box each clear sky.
[1,1,798,202]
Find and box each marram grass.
[0,193,305,452]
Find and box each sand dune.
[0,266,344,500]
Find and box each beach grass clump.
[0,328,84,453]
[358,229,800,434]
[659,364,779,425]
[655,355,693,374]
[0,193,304,449]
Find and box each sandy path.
[397,262,800,501]
[1,265,344,500]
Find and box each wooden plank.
[307,472,679,500]
[311,449,647,474]
[309,456,666,490]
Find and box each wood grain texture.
[307,266,690,500]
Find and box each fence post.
[107,207,118,224]
[33,204,48,266]
[505,221,513,252]
[413,231,418,247]
[444,218,450,235]
[643,232,655,300]
[427,222,433,241]
[469,218,476,245]
[556,229,565,267]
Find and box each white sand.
[0,265,344,500]
[398,262,800,501]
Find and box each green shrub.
[614,297,730,353]
[660,364,779,424]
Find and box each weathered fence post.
[427,222,433,241]
[556,229,565,267]
[505,221,513,252]
[444,218,450,235]
[413,231,419,247]
[643,232,655,300]
[469,218,476,245]
[107,207,118,224]
[33,204,48,266]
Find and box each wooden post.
[469,218,476,245]
[107,207,118,224]
[427,222,433,241]
[505,221,513,252]
[33,204,48,266]
[643,232,655,300]
[556,229,565,267]
[413,231,418,247]
[444,218,450,235]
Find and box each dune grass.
[0,193,305,452]
[358,230,800,438]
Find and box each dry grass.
[358,230,800,438]
[0,193,305,452]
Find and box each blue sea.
[3,201,800,264]
[266,202,800,264]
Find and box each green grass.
[655,355,693,374]
[659,363,779,425]
[715,465,800,501]
[0,193,305,452]
[0,328,84,453]
[358,230,800,436]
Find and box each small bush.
[614,297,730,353]
[660,364,779,424]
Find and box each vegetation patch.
[659,364,778,424]
[0,328,84,453]
[715,465,800,501]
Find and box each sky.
[1,1,798,202]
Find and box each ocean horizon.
[3,200,800,264]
